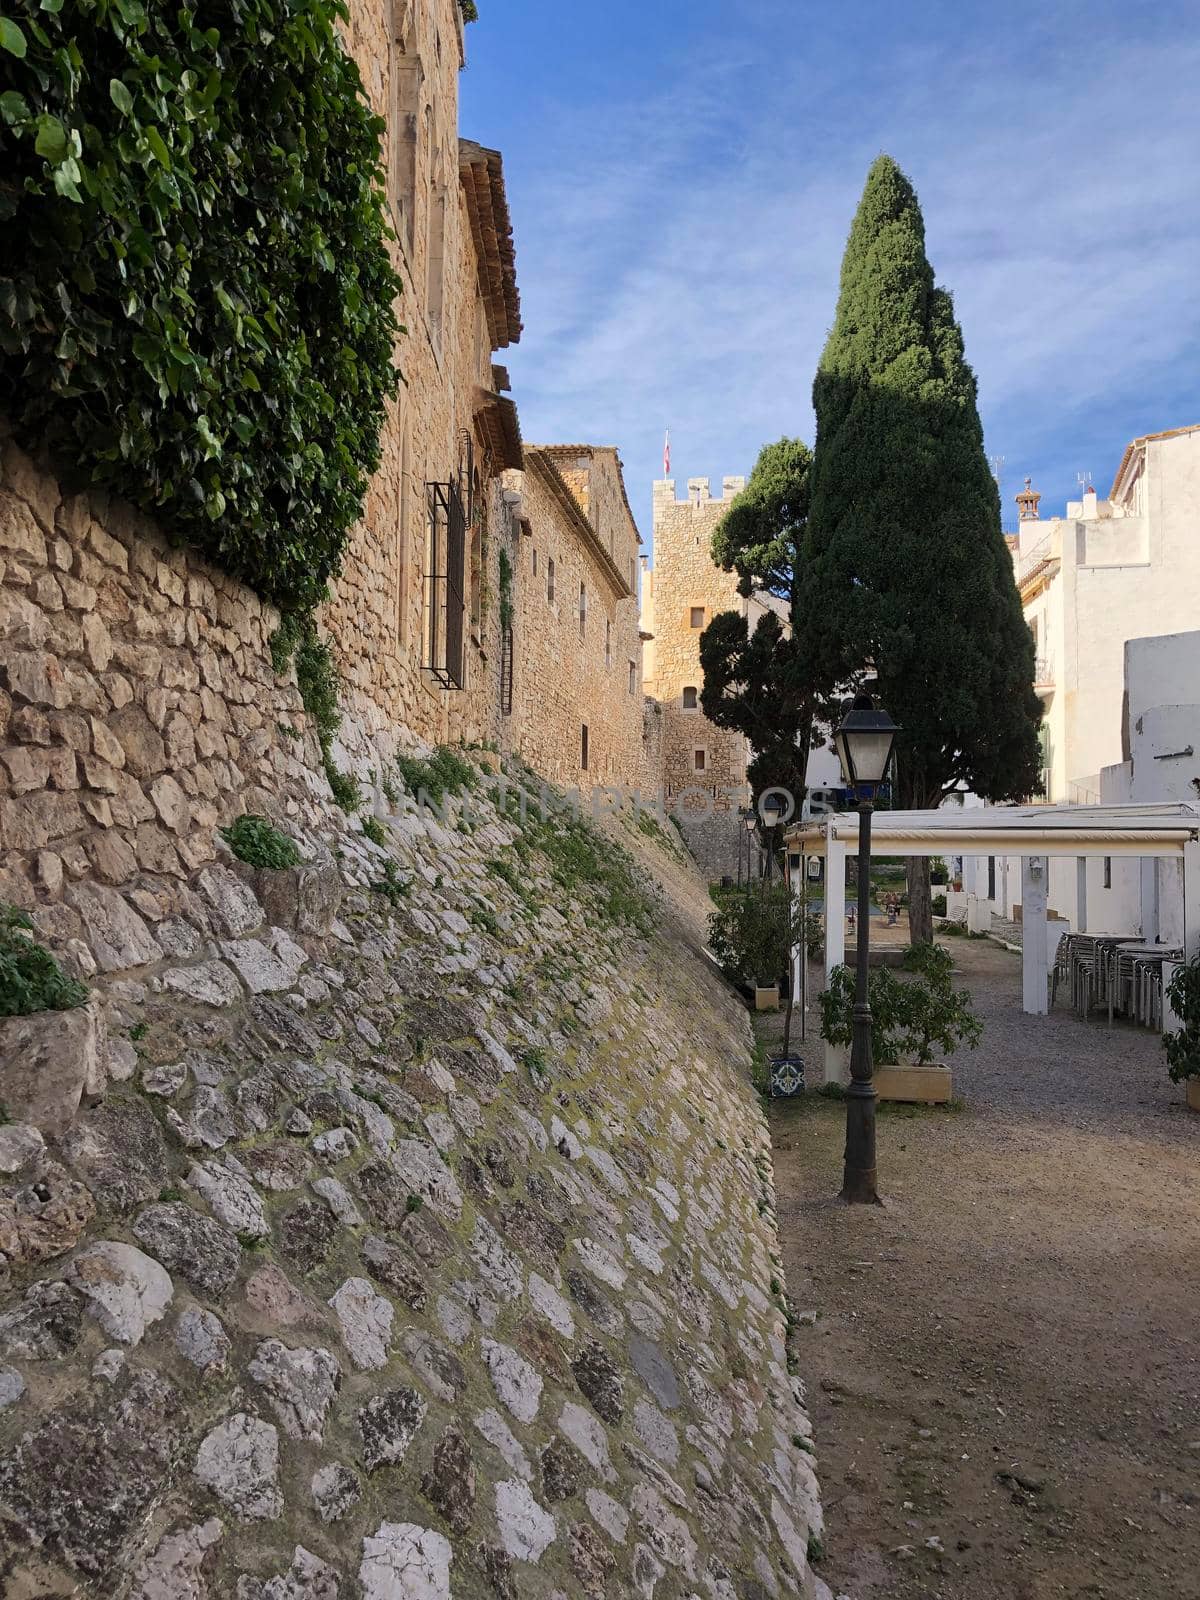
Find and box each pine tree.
[701,439,815,832]
[800,155,1042,938]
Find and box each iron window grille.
[500,625,514,716]
[423,479,467,690]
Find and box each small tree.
[818,941,981,1066]
[1164,955,1200,1083]
[700,439,816,841]
[708,884,814,1057]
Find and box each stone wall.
[323,0,512,754]
[502,453,645,792]
[644,478,751,879]
[0,705,825,1599]
[0,433,331,959]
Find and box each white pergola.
[787,801,1200,1077]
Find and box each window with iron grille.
[422,480,467,689]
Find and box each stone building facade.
[500,448,646,792]
[326,0,523,753]
[642,476,759,877]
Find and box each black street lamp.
[833,691,900,1205]
[737,805,756,885]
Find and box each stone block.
[109,703,167,778]
[0,998,105,1137]
[5,649,70,708]
[66,882,163,971]
[239,858,343,937]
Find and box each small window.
[1103,856,1112,889]
[628,660,637,694]
[605,619,612,669]
[532,547,537,575]
[579,582,587,638]
[581,724,589,771]
[682,686,698,711]
[689,606,705,629]
[547,557,555,604]
[693,748,707,773]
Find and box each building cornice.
[458,140,522,350]
[530,443,643,551]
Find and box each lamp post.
[833,691,900,1206]
[740,805,757,885]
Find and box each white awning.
[786,801,1200,860]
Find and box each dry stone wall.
[0,442,828,1597]
[0,432,331,946]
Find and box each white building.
[968,424,1200,929]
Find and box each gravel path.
[768,937,1200,1600]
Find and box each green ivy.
[274,613,360,810]
[0,903,88,1017]
[498,545,514,632]
[0,0,402,612]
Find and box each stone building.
[500,447,646,791]
[325,0,524,754]
[643,475,776,877]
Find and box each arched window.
[682,686,698,710]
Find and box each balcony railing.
[1033,655,1053,686]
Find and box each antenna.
[989,454,1005,493]
[1076,471,1093,495]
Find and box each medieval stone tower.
[642,474,752,878]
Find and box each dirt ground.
[767,938,1200,1600]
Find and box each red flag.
[663,429,671,476]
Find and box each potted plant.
[818,941,981,1102]
[1164,954,1200,1113]
[708,885,816,1092]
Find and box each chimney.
[1015,476,1042,522]
[1081,483,1099,521]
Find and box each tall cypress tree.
[800,155,1041,938]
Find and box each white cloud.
[490,7,1200,534]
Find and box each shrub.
[931,891,947,918]
[361,815,387,848]
[709,884,816,1055]
[371,860,410,905]
[1164,954,1200,1083]
[0,0,401,612]
[0,904,88,1017]
[708,885,815,991]
[818,941,982,1066]
[396,746,478,811]
[220,814,301,871]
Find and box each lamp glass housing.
[834,694,899,790]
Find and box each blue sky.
[460,0,1199,546]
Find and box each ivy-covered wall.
[0,0,401,614]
